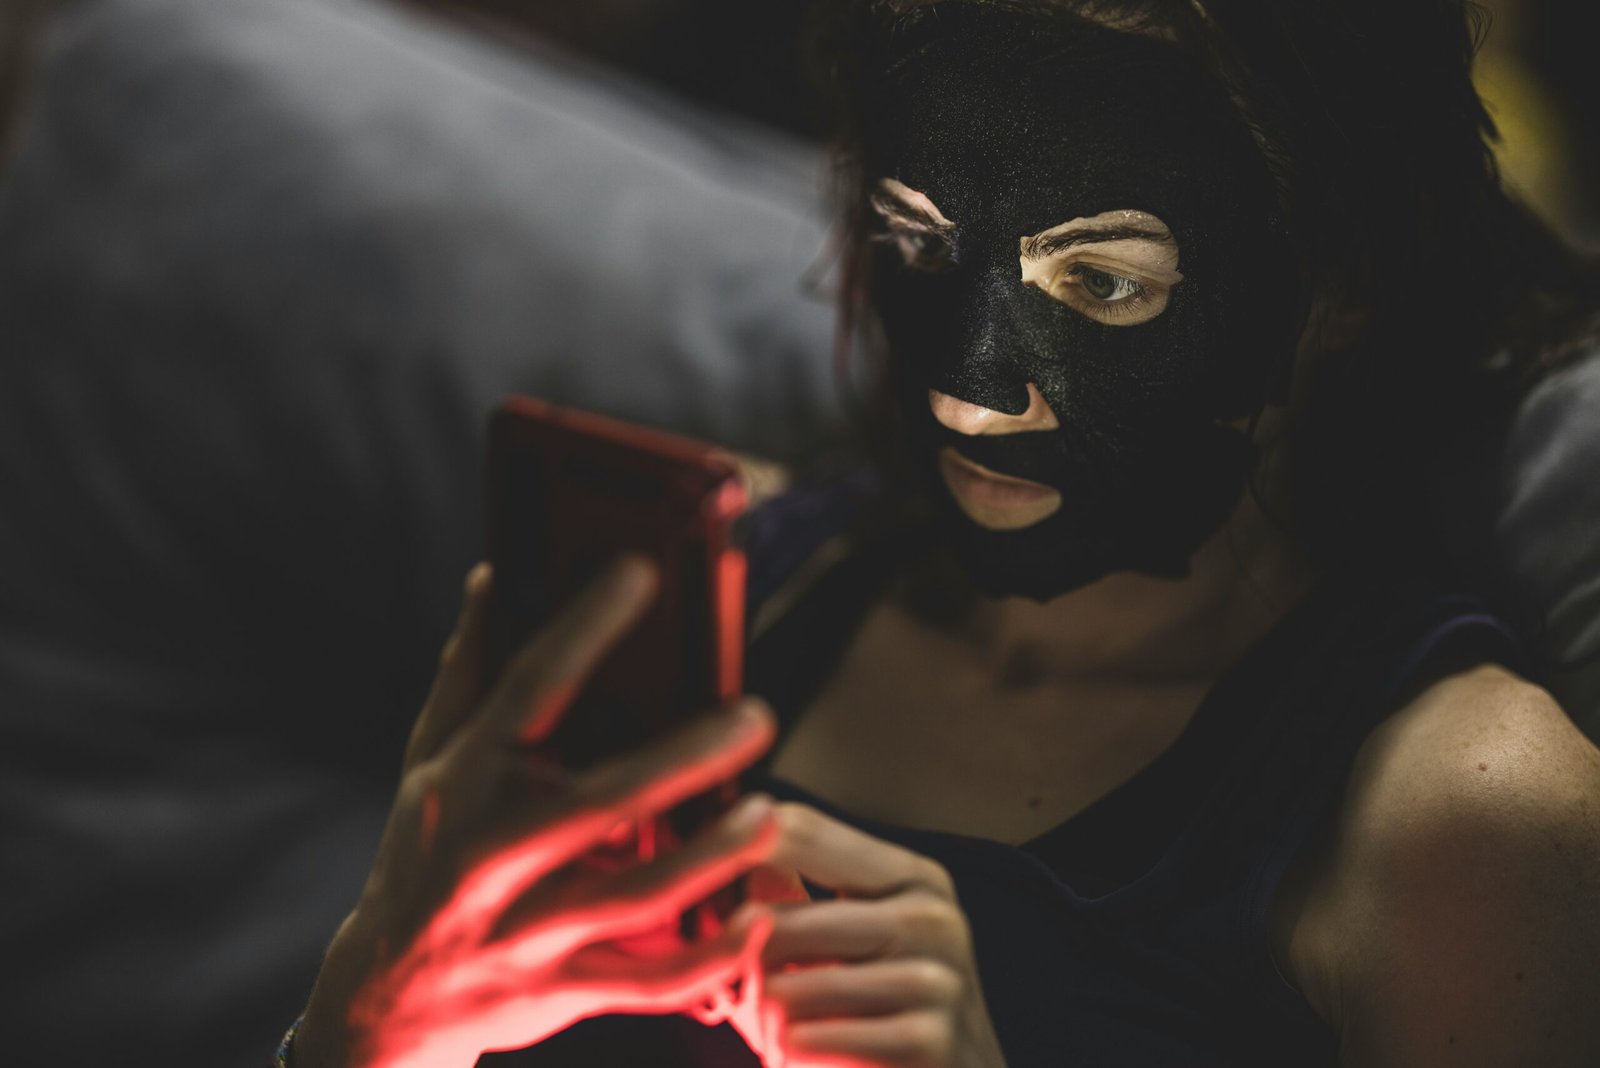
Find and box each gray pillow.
[0,0,837,1064]
[1484,345,1600,741]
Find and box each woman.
[287,1,1600,1065]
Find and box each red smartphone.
[483,395,749,875]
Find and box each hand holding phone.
[293,562,780,1068]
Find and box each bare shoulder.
[1287,665,1600,1067]
[1338,666,1600,845]
[1362,665,1598,797]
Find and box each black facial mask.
[862,5,1300,600]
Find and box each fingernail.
[730,792,773,831]
[731,699,773,737]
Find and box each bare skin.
[1277,663,1600,1067]
[294,562,785,1068]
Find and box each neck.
[906,486,1317,688]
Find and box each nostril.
[1022,383,1061,430]
[928,385,1060,434]
[928,389,996,434]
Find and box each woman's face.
[863,5,1300,601]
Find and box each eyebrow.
[1020,225,1175,259]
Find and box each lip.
[938,447,1062,531]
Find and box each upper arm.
[1304,666,1600,1067]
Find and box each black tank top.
[498,477,1518,1068]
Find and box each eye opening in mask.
[1019,210,1184,326]
[869,177,959,272]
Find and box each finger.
[769,803,956,900]
[762,897,969,969]
[567,792,778,945]
[788,1010,954,1068]
[575,698,777,828]
[765,958,961,1022]
[472,555,658,751]
[376,908,770,1064]
[562,905,775,1015]
[499,792,779,957]
[747,862,811,906]
[406,563,493,768]
[452,699,777,919]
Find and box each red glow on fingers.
[449,835,567,923]
[518,681,579,745]
[630,714,775,817]
[562,812,781,959]
[449,796,650,924]
[606,813,652,859]
[363,918,779,1067]
[749,983,793,1068]
[351,823,784,1068]
[360,985,610,1068]
[356,902,697,1068]
[696,909,791,1068]
[783,1053,880,1068]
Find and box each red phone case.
[484,395,749,873]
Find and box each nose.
[929,383,1060,435]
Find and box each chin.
[941,500,1197,603]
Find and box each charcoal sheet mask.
[862,5,1300,600]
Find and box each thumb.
[405,563,493,769]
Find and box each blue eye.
[1017,209,1183,326]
